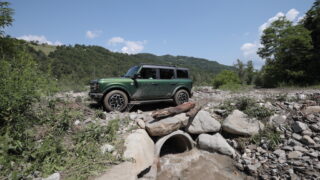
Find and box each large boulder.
[146,113,188,136]
[123,129,155,175]
[222,110,264,136]
[197,133,235,157]
[186,110,221,134]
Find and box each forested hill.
[30,43,234,87]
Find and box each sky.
[6,0,314,68]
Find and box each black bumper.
[89,92,103,101]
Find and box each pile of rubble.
[97,90,320,180]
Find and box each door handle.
[151,83,158,85]
[170,83,177,85]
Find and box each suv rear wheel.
[174,89,189,105]
[103,90,128,112]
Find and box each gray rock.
[273,149,286,158]
[186,110,221,134]
[293,146,308,152]
[292,133,302,141]
[269,114,287,126]
[291,121,308,133]
[282,146,293,151]
[310,124,320,132]
[300,135,316,145]
[302,130,313,136]
[101,144,115,154]
[287,151,303,159]
[123,129,154,175]
[95,162,136,180]
[145,113,188,136]
[136,119,145,129]
[197,133,235,157]
[42,173,60,180]
[287,139,303,146]
[303,106,320,115]
[129,113,137,120]
[246,163,261,175]
[222,110,264,136]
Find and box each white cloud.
[121,41,146,54]
[296,15,306,24]
[17,35,62,46]
[258,9,300,34]
[286,9,299,21]
[86,30,102,39]
[107,37,146,54]
[241,43,258,57]
[108,37,125,45]
[259,12,285,34]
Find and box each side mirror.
[133,73,141,79]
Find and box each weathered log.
[151,102,195,119]
[186,104,202,118]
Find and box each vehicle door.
[156,68,178,98]
[132,67,159,100]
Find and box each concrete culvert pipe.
[155,130,195,157]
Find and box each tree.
[0,1,14,36]
[304,0,320,82]
[234,59,245,83]
[257,18,313,86]
[212,70,241,88]
[304,0,320,51]
[245,60,254,85]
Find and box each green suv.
[89,64,193,111]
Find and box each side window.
[160,69,174,79]
[177,70,189,78]
[140,68,157,79]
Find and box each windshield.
[124,66,140,77]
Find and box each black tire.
[103,90,128,112]
[174,89,189,105]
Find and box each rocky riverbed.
[51,87,320,180]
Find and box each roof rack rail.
[139,63,177,67]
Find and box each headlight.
[90,83,99,91]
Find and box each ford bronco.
[89,64,193,111]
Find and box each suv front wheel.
[103,90,128,112]
[174,89,189,105]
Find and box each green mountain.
[29,43,234,88]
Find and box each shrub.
[219,97,274,120]
[251,126,281,150]
[212,70,241,89]
[0,51,49,132]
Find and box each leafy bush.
[212,70,241,89]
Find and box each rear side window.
[160,69,174,79]
[177,69,189,78]
[140,68,157,79]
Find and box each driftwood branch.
[151,102,196,119]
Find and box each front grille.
[90,81,99,92]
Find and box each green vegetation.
[251,126,281,150]
[212,70,241,89]
[29,43,57,56]
[0,98,123,179]
[0,3,124,179]
[219,97,274,120]
[256,0,320,87]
